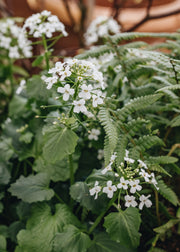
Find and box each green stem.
[88,194,118,235]
[154,189,160,225]
[54,192,65,204]
[47,34,64,49]
[24,162,27,176]
[42,34,50,71]
[69,154,74,185]
[9,58,14,97]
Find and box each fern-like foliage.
[157,84,180,92]
[158,179,179,206]
[109,32,180,44]
[170,115,180,127]
[98,107,118,155]
[115,93,163,121]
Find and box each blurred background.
[0,0,180,55]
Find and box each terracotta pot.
[96,0,176,8]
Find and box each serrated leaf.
[154,219,180,235]
[147,156,178,164]
[9,95,27,118]
[0,138,14,161]
[26,75,50,101]
[104,207,141,249]
[19,132,33,144]
[8,173,54,203]
[158,180,179,206]
[8,221,25,243]
[53,225,91,252]
[0,162,10,185]
[87,233,134,252]
[43,126,78,163]
[17,203,80,252]
[98,107,118,152]
[33,155,78,182]
[70,181,108,214]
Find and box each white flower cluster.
[89,150,159,210]
[88,128,101,141]
[0,19,32,59]
[23,10,67,38]
[84,16,121,46]
[43,58,105,115]
[16,79,26,95]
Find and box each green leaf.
[19,132,33,144]
[146,156,178,164]
[8,173,54,203]
[158,180,179,206]
[87,233,135,252]
[26,75,49,101]
[33,155,78,182]
[0,202,3,213]
[32,55,44,67]
[116,93,163,121]
[154,219,180,235]
[53,225,91,252]
[70,181,108,214]
[98,107,118,153]
[104,207,141,249]
[12,65,29,77]
[157,84,180,92]
[8,221,25,243]
[0,235,7,251]
[43,126,78,163]
[17,203,80,252]
[9,95,27,118]
[0,138,14,161]
[0,162,10,185]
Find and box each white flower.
[139,169,151,182]
[129,179,142,194]
[125,195,137,207]
[84,16,120,46]
[110,152,117,162]
[92,91,104,107]
[103,180,117,198]
[101,163,112,174]
[117,177,129,190]
[73,99,87,113]
[138,159,148,169]
[60,66,71,81]
[23,11,67,38]
[83,110,95,119]
[149,173,159,190]
[88,128,101,141]
[79,84,92,100]
[89,181,101,199]
[139,194,152,210]
[97,149,104,160]
[9,46,20,58]
[16,79,26,95]
[124,149,134,164]
[57,84,74,101]
[44,75,58,89]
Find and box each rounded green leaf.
[104,207,141,249]
[17,203,81,252]
[8,173,54,203]
[43,126,78,163]
[53,225,91,252]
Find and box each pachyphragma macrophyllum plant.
[0,13,180,252]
